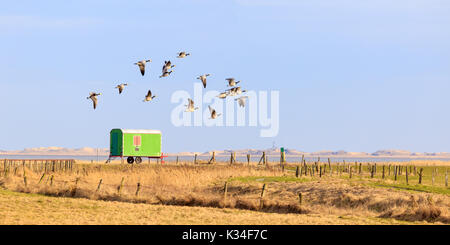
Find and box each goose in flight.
[159,70,173,78]
[217,91,229,99]
[115,83,128,94]
[226,78,240,87]
[143,90,156,102]
[208,105,221,119]
[162,60,175,74]
[177,52,190,58]
[235,96,249,107]
[87,92,101,110]
[227,86,246,96]
[197,74,210,88]
[235,86,247,95]
[185,98,199,112]
[226,87,238,96]
[134,59,152,76]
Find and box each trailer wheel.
[127,157,134,164]
[135,157,142,164]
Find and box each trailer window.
[133,135,141,146]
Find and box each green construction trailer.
[106,128,165,164]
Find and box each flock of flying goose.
[86,51,249,119]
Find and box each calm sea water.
[1,154,449,163]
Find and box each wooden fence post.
[394,166,398,181]
[298,192,302,206]
[96,179,103,192]
[135,182,141,196]
[223,181,228,203]
[371,165,374,178]
[259,183,267,210]
[258,152,265,165]
[280,152,283,167]
[50,175,54,186]
[328,158,331,175]
[176,156,179,165]
[295,166,300,178]
[418,168,423,184]
[194,154,198,165]
[382,165,385,179]
[247,154,251,165]
[23,169,27,187]
[303,159,307,175]
[405,167,409,185]
[117,177,125,196]
[349,166,352,179]
[230,152,233,165]
[209,152,216,164]
[38,173,46,184]
[319,166,322,178]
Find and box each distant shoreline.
[1,147,450,159]
[1,152,450,159]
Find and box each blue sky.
[1,0,450,153]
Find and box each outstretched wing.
[147,90,152,97]
[138,63,145,76]
[202,77,207,88]
[92,96,98,109]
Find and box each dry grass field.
[0,159,449,225]
[0,188,415,225]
